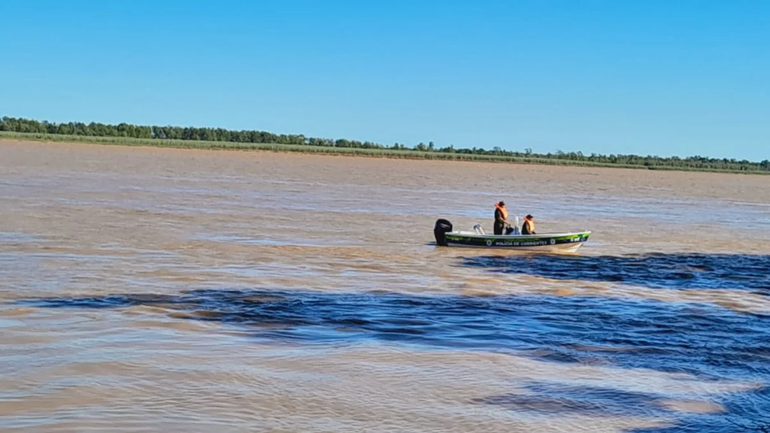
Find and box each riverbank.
[2,131,766,175]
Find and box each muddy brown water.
[1,140,769,432]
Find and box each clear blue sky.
[1,0,767,160]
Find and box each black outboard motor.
[434,219,453,246]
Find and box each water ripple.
[18,289,770,430]
[18,290,768,372]
[461,253,770,291]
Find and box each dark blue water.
[21,283,770,431]
[462,252,770,292]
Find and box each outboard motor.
[433,219,453,246]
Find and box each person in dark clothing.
[522,214,536,235]
[494,201,509,235]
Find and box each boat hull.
[442,231,591,252]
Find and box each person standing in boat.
[521,214,536,235]
[494,201,509,235]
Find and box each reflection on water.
[461,253,770,292]
[20,288,770,374]
[19,288,770,431]
[475,383,692,417]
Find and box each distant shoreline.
[1,131,768,176]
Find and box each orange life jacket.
[523,218,535,234]
[495,203,508,220]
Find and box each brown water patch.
[1,140,769,431]
[660,399,726,414]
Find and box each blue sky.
[1,0,767,160]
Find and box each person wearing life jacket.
[522,214,536,235]
[494,201,509,235]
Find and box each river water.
[0,141,769,432]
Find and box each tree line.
[1,116,767,172]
